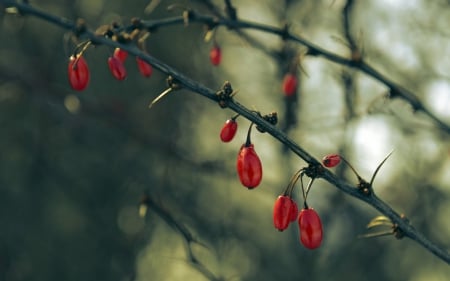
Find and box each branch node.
[131,17,143,29]
[148,76,182,108]
[281,23,290,41]
[357,179,372,196]
[73,18,87,38]
[303,162,325,179]
[393,214,410,239]
[216,81,236,108]
[255,111,278,133]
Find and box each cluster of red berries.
[272,167,323,250]
[220,115,263,189]
[68,48,153,91]
[270,154,347,250]
[219,111,329,249]
[219,112,278,189]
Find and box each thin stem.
[244,122,254,146]
[231,113,240,120]
[284,168,304,197]
[340,156,364,182]
[303,177,315,202]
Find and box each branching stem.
[1,0,448,265]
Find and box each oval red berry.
[108,56,127,80]
[113,48,128,62]
[136,57,153,77]
[273,196,295,231]
[322,154,341,168]
[282,73,298,96]
[220,119,238,142]
[298,208,323,250]
[68,55,90,91]
[236,144,262,189]
[210,45,221,66]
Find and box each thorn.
[148,88,173,108]
[369,149,394,188]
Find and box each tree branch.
[2,0,449,264]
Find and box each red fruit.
[236,143,262,189]
[298,208,323,250]
[220,119,238,142]
[113,48,128,62]
[136,57,153,77]
[210,45,221,66]
[282,73,298,96]
[289,199,299,222]
[68,55,90,91]
[273,196,296,231]
[322,154,341,168]
[108,56,127,80]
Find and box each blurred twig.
[141,194,220,281]
[191,0,278,59]
[1,0,449,265]
[342,0,357,53]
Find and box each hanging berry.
[220,117,238,142]
[68,55,90,91]
[136,57,153,78]
[236,124,262,189]
[298,207,323,249]
[282,73,298,97]
[322,154,341,168]
[273,196,297,231]
[237,144,262,189]
[108,56,127,80]
[113,48,128,62]
[210,44,222,66]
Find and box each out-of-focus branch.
[223,0,237,20]
[9,0,445,132]
[140,194,220,281]
[192,0,278,59]
[1,0,449,264]
[140,10,449,133]
[342,0,357,52]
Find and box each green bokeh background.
[1,1,449,280]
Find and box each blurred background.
[1,0,449,280]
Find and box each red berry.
[282,73,298,96]
[273,196,296,231]
[289,199,299,222]
[108,56,127,80]
[136,57,153,77]
[220,119,238,142]
[210,45,221,66]
[298,208,323,250]
[322,154,341,168]
[113,48,128,62]
[68,55,90,91]
[236,143,262,189]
